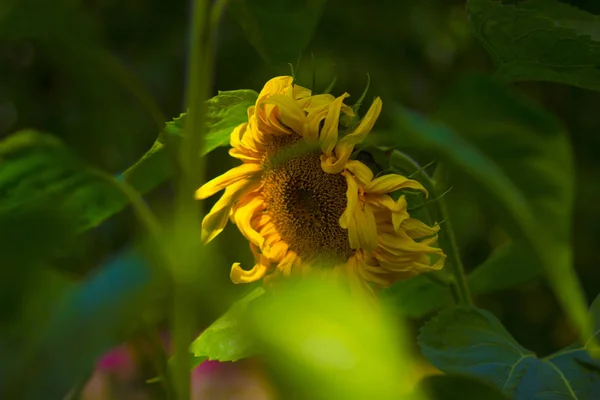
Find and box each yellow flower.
[196,76,445,295]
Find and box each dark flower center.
[261,135,353,264]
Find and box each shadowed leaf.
[419,301,600,399]
[229,0,328,64]
[468,0,600,92]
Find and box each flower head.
[197,76,445,295]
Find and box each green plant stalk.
[172,0,213,398]
[90,170,175,398]
[91,169,163,244]
[137,328,175,400]
[436,197,473,305]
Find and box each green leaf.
[229,0,328,64]
[124,89,258,194]
[419,304,600,399]
[387,75,590,342]
[0,90,258,235]
[158,89,259,150]
[417,375,509,400]
[190,287,265,362]
[544,294,600,398]
[0,130,126,233]
[247,279,427,400]
[468,0,600,92]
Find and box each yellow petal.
[320,93,350,157]
[277,251,298,277]
[367,194,409,231]
[258,220,278,238]
[353,204,378,252]
[229,123,262,159]
[265,231,283,247]
[229,122,246,148]
[196,163,262,199]
[228,148,261,163]
[339,171,359,229]
[298,93,335,111]
[257,76,294,103]
[346,160,374,185]
[231,195,266,248]
[321,140,355,174]
[201,180,259,243]
[364,174,426,195]
[344,255,377,299]
[290,82,312,100]
[402,218,440,238]
[262,94,306,134]
[340,172,378,252]
[338,97,382,146]
[230,257,270,284]
[304,103,330,144]
[264,240,288,261]
[320,153,348,174]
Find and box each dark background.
[1,0,599,362]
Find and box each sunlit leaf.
[247,279,426,400]
[190,287,264,362]
[419,303,600,399]
[468,0,600,92]
[229,0,328,64]
[387,75,590,343]
[123,89,258,196]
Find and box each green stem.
[171,0,219,398]
[90,169,163,243]
[437,197,473,305]
[90,171,176,398]
[137,329,175,400]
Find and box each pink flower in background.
[81,343,274,399]
[96,345,136,379]
[192,359,274,400]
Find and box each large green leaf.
[419,300,600,399]
[229,0,328,64]
[190,287,264,362]
[387,76,590,341]
[468,0,600,92]
[0,130,125,233]
[0,90,257,234]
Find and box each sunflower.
[196,76,445,295]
